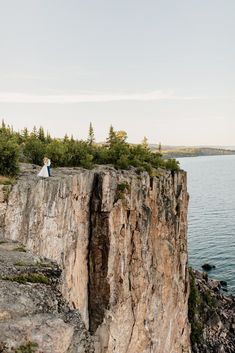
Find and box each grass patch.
[36,261,52,268]
[14,261,53,269]
[0,175,15,185]
[13,246,27,253]
[115,182,130,201]
[15,342,38,353]
[14,261,29,267]
[1,273,50,285]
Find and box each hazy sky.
[0,0,234,145]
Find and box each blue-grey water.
[178,155,235,295]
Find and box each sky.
[0,0,234,145]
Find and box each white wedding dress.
[37,165,49,178]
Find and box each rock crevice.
[88,173,111,333]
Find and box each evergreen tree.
[1,119,6,129]
[38,126,46,142]
[46,131,52,143]
[87,122,95,145]
[107,125,116,146]
[0,119,12,138]
[63,133,69,142]
[158,142,162,153]
[31,126,38,138]
[22,127,29,140]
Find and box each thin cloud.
[0,91,205,104]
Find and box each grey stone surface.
[0,238,94,353]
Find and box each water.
[178,155,235,295]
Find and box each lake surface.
[178,155,235,295]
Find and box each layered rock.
[0,238,94,353]
[0,164,191,353]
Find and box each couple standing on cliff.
[37,157,51,178]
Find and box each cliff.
[0,164,190,353]
[0,238,94,353]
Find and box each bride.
[37,157,49,178]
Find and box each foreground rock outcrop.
[0,238,94,353]
[0,164,190,353]
[189,270,235,353]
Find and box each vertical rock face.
[0,164,190,353]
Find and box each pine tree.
[107,125,116,146]
[38,126,46,142]
[31,126,38,138]
[22,127,29,140]
[63,134,69,142]
[158,142,162,153]
[46,131,52,143]
[1,119,6,129]
[87,122,95,145]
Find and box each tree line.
[0,120,179,176]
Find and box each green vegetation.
[0,176,15,185]
[14,261,53,269]
[14,342,38,353]
[188,268,217,347]
[1,273,50,285]
[115,182,130,201]
[188,268,203,345]
[13,246,27,253]
[0,120,180,177]
[14,261,30,267]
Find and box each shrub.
[23,137,45,165]
[1,273,50,285]
[188,268,203,346]
[0,136,19,176]
[163,158,180,171]
[115,182,130,201]
[13,246,27,252]
[45,140,66,167]
[15,342,38,353]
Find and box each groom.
[46,158,51,177]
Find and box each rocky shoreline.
[190,269,235,353]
